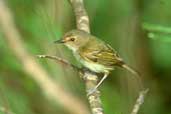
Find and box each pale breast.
[73,52,113,73]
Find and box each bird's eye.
[70,38,75,41]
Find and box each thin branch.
[0,1,89,114]
[69,0,90,33]
[130,88,149,114]
[84,72,104,114]
[36,54,105,114]
[69,0,104,114]
[37,55,80,70]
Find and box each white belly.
[74,52,113,73]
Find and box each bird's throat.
[65,44,78,52]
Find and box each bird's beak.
[54,39,65,44]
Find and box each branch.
[0,1,89,114]
[37,55,80,71]
[38,54,104,114]
[69,0,104,114]
[69,0,90,33]
[130,89,149,114]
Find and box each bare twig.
[130,88,149,114]
[0,1,89,114]
[37,55,80,70]
[69,0,104,114]
[84,72,104,114]
[69,0,90,33]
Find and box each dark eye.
[70,38,75,41]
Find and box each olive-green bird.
[55,29,140,94]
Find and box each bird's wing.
[79,42,123,67]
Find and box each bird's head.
[54,29,89,51]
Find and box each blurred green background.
[0,0,171,114]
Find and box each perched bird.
[54,29,140,94]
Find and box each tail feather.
[121,64,144,89]
[122,64,140,76]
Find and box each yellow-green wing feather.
[79,37,123,67]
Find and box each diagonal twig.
[130,88,149,114]
[37,55,80,71]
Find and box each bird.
[54,29,140,94]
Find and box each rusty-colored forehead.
[64,36,71,41]
[62,34,74,42]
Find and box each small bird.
[54,29,140,94]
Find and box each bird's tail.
[121,64,144,89]
[122,64,140,77]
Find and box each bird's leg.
[87,72,109,95]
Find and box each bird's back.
[77,35,124,71]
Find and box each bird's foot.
[87,88,97,96]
